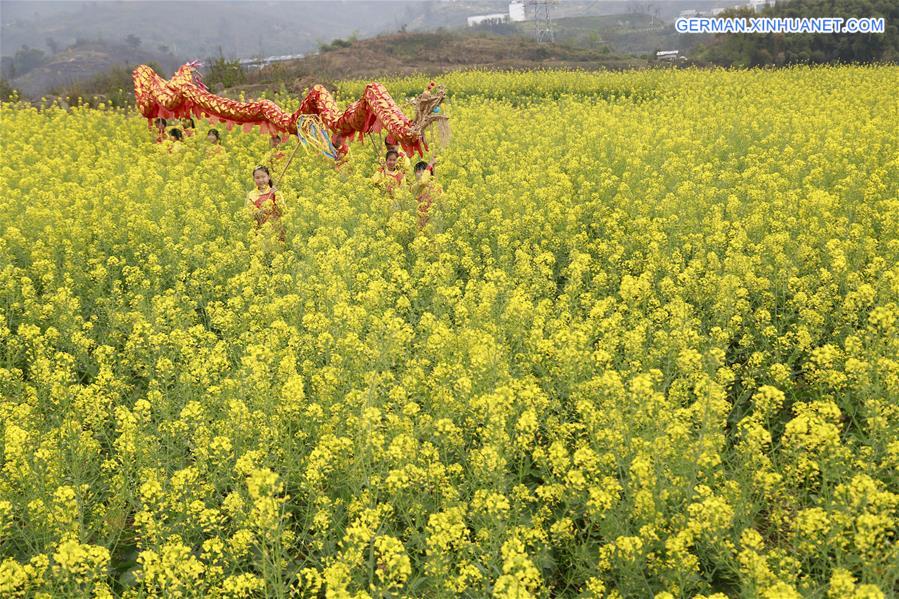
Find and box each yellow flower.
[1,65,897,597]
[373,535,412,590]
[52,537,110,589]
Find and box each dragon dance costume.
[133,63,447,161]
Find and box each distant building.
[656,50,681,61]
[749,0,776,11]
[468,2,527,27]
[509,1,527,22]
[467,13,509,27]
[238,53,305,69]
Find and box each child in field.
[162,128,185,154]
[206,129,224,156]
[385,134,437,177]
[181,117,196,137]
[154,118,167,143]
[384,135,411,173]
[332,132,350,171]
[246,166,284,240]
[411,160,442,227]
[371,150,405,196]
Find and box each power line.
[526,0,558,43]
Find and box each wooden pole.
[273,135,303,189]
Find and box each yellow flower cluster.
[1,65,897,596]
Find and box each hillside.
[492,14,686,57]
[3,30,647,102]
[238,31,643,96]
[692,0,898,66]
[9,41,180,98]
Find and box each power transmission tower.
[527,0,557,43]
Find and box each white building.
[468,2,528,27]
[656,50,680,61]
[467,13,509,27]
[749,0,776,11]
[509,1,527,22]
[238,53,305,69]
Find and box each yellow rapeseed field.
[0,66,897,598]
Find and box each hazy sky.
[0,1,719,59]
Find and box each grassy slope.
[234,31,644,98]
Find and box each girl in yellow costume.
[153,117,167,143]
[331,132,351,172]
[159,128,185,154]
[180,117,196,137]
[384,135,412,173]
[246,166,285,241]
[371,150,406,196]
[411,160,442,228]
[205,129,224,156]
